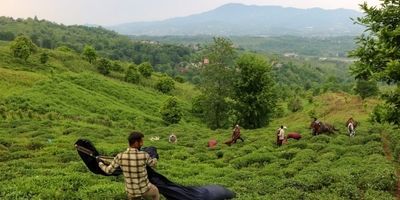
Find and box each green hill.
[0,37,399,200]
[0,16,194,78]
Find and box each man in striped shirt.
[98,131,159,200]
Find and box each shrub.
[310,134,331,143]
[138,62,153,78]
[270,187,304,200]
[369,104,388,123]
[125,65,140,84]
[328,182,361,199]
[287,97,303,112]
[231,153,275,169]
[174,76,185,83]
[173,151,190,160]
[56,46,74,52]
[364,189,394,200]
[280,148,299,160]
[26,141,45,150]
[97,58,111,75]
[215,151,224,158]
[10,35,37,61]
[155,75,175,93]
[160,97,182,125]
[191,94,206,116]
[82,45,97,63]
[0,105,6,119]
[39,52,49,64]
[358,165,396,191]
[111,61,124,72]
[354,79,378,99]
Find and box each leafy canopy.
[10,35,37,61]
[160,97,182,125]
[233,53,277,128]
[199,37,236,129]
[350,0,400,125]
[82,45,97,63]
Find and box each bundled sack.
[75,139,235,200]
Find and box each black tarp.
[75,139,235,200]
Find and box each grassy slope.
[0,41,397,199]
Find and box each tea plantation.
[0,41,398,200]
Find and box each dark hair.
[280,125,283,128]
[128,131,144,145]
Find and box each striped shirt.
[99,147,157,198]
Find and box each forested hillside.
[131,35,356,58]
[0,17,356,90]
[0,16,193,72]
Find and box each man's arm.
[145,153,157,168]
[98,154,121,174]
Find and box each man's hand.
[96,156,103,163]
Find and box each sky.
[0,0,381,26]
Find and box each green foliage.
[288,96,303,112]
[97,58,111,75]
[138,62,153,78]
[110,61,124,72]
[125,65,140,84]
[381,87,400,125]
[39,52,49,64]
[174,76,185,83]
[191,94,206,116]
[233,53,277,129]
[354,79,378,99]
[350,1,400,125]
[155,75,175,93]
[55,45,74,52]
[132,35,356,58]
[231,153,275,169]
[0,31,15,41]
[199,37,236,129]
[160,97,182,125]
[10,35,37,61]
[82,45,97,63]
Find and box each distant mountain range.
[109,3,364,36]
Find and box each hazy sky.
[0,0,381,26]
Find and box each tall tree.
[349,0,400,125]
[233,54,276,128]
[199,37,236,129]
[10,35,37,61]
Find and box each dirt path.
[381,133,400,199]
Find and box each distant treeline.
[130,35,356,58]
